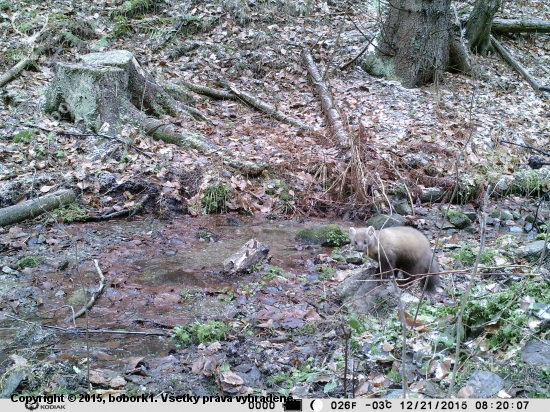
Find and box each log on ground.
[490,35,545,92]
[0,189,76,227]
[492,18,550,34]
[302,50,350,147]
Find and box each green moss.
[263,265,286,280]
[173,320,228,345]
[13,129,36,143]
[196,230,216,241]
[451,243,495,266]
[509,169,550,197]
[361,54,395,79]
[201,183,231,214]
[296,224,349,246]
[50,203,86,223]
[17,256,45,268]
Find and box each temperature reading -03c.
[331,401,357,409]
[365,401,392,409]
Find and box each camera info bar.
[4,395,547,412]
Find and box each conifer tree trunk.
[378,0,451,88]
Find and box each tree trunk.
[465,0,501,54]
[378,0,452,88]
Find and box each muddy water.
[22,216,340,359]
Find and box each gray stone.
[393,200,413,216]
[466,370,504,397]
[365,214,406,229]
[335,267,399,316]
[515,240,550,259]
[420,187,443,203]
[521,340,550,365]
[447,210,472,229]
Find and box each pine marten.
[349,226,442,292]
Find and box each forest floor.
[1,0,550,400]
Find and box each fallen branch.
[5,315,170,336]
[491,17,550,34]
[84,194,150,221]
[71,259,107,321]
[500,139,550,157]
[302,50,351,147]
[0,189,75,227]
[222,239,269,275]
[490,35,549,93]
[0,57,35,88]
[218,78,316,131]
[448,185,490,396]
[48,326,170,336]
[123,104,220,153]
[182,81,234,100]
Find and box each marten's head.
[348,226,376,252]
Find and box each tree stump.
[45,50,215,150]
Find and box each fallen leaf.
[40,185,55,193]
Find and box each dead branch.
[182,81,234,100]
[11,13,49,46]
[5,315,170,336]
[71,259,107,321]
[500,139,550,157]
[47,326,170,336]
[0,189,75,227]
[217,78,316,131]
[84,194,149,222]
[302,50,351,147]
[222,239,269,275]
[490,35,549,93]
[340,36,375,71]
[0,58,35,88]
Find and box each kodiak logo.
[25,399,39,411]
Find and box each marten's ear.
[367,226,375,236]
[349,227,356,236]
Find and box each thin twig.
[448,185,490,396]
[71,259,107,320]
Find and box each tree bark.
[378,0,451,88]
[465,0,501,54]
[0,189,76,227]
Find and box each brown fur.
[349,226,441,292]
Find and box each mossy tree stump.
[45,50,213,150]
